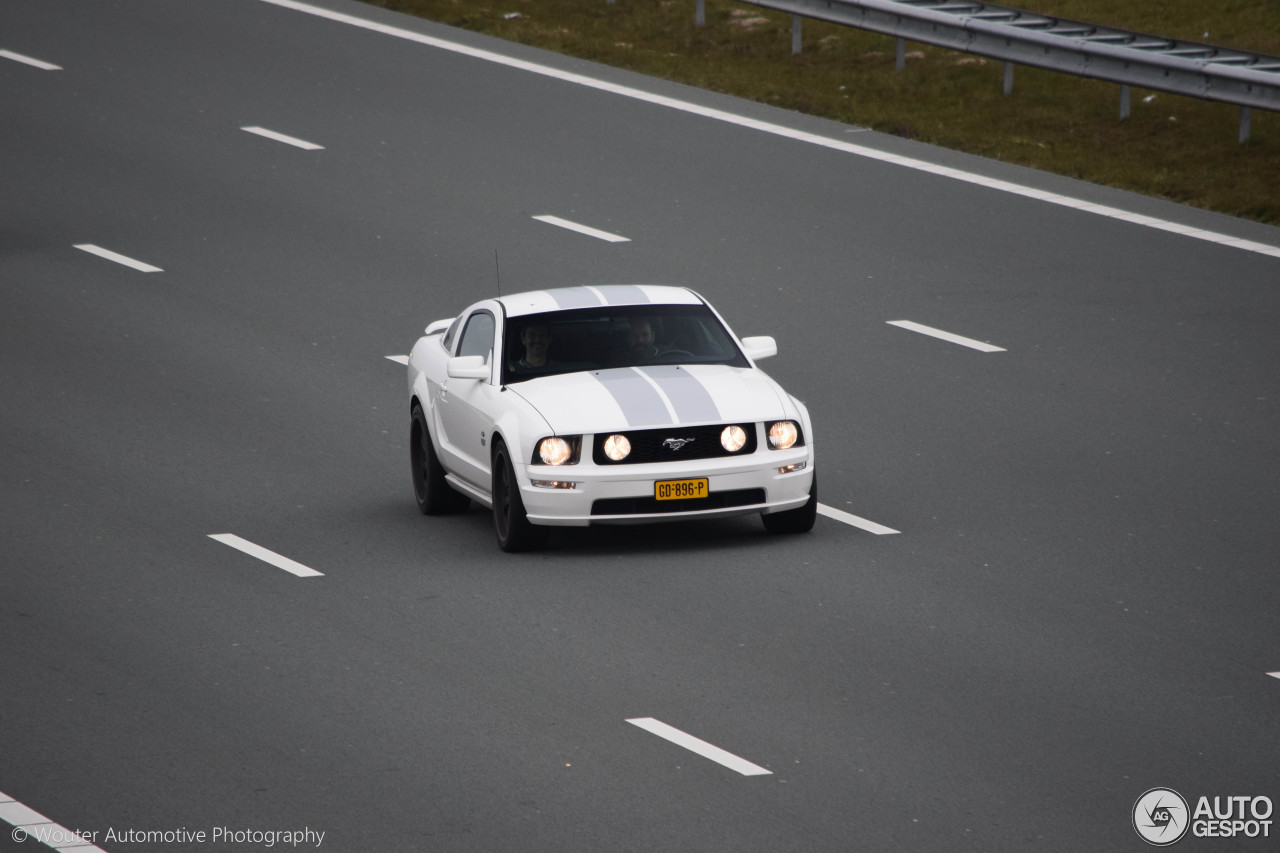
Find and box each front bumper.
[520,444,814,527]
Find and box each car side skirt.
[444,473,492,510]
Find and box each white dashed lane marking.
[817,503,900,535]
[209,534,324,578]
[73,243,163,273]
[532,215,630,243]
[240,125,325,150]
[0,790,106,852]
[0,49,62,70]
[261,0,1280,261]
[887,320,1006,353]
[626,718,772,776]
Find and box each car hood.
[508,364,791,434]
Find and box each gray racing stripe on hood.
[592,368,672,427]
[640,365,721,423]
[545,287,603,309]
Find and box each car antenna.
[494,250,507,392]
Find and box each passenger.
[516,323,552,369]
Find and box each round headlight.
[538,437,572,465]
[768,421,798,449]
[603,434,631,461]
[720,425,747,452]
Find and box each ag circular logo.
[1134,788,1190,846]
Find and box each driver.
[626,318,659,360]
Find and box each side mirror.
[740,335,777,361]
[447,354,490,380]
[425,318,452,336]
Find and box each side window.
[441,316,463,353]
[457,311,495,363]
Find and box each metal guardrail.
[704,0,1280,140]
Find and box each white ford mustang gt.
[407,285,816,551]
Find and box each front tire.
[762,472,817,534]
[492,439,548,552]
[411,405,470,515]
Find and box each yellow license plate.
[654,478,709,501]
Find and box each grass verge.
[360,0,1280,225]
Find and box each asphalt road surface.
[2,1,1279,851]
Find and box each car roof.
[497,285,704,318]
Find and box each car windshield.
[501,304,749,384]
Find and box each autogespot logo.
[1134,788,1191,846]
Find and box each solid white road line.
[240,125,325,150]
[386,354,410,365]
[887,320,1006,353]
[817,503,900,535]
[626,717,772,776]
[0,49,62,70]
[73,243,163,273]
[258,0,1280,262]
[532,215,630,243]
[209,534,324,578]
[0,790,106,852]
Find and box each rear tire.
[762,472,817,534]
[492,439,548,552]
[411,405,470,515]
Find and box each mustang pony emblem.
[663,437,696,451]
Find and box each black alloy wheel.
[492,439,548,552]
[411,405,469,515]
